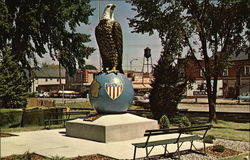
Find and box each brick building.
[179,52,250,98]
[65,70,99,96]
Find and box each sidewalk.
[1,129,210,159]
[178,103,250,113]
[179,98,250,113]
[181,98,250,104]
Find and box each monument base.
[66,113,158,143]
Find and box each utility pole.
[59,57,62,90]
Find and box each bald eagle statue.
[95,4,123,73]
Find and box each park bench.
[132,125,212,159]
[44,111,90,129]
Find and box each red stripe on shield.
[105,83,123,100]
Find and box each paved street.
[178,103,250,113]
[179,98,250,113]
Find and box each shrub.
[0,109,23,127]
[204,135,215,143]
[179,116,191,128]
[159,115,170,129]
[20,152,33,160]
[212,145,225,152]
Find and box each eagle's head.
[102,4,116,21]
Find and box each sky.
[40,0,162,71]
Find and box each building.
[31,67,66,92]
[223,53,250,98]
[179,52,250,98]
[126,71,152,94]
[65,70,152,96]
[65,70,99,96]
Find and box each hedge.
[0,108,63,127]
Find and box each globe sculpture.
[89,73,134,113]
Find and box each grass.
[191,117,250,142]
[56,101,93,108]
[0,108,22,112]
[219,152,250,160]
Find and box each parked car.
[49,90,80,98]
[238,93,250,101]
[133,96,150,109]
[38,91,49,98]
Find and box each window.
[223,68,228,77]
[244,65,250,76]
[80,73,83,80]
[200,68,205,78]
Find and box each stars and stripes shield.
[105,83,123,100]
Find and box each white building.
[31,67,66,92]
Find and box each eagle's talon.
[107,67,119,73]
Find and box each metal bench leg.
[133,146,137,160]
[44,122,47,129]
[177,142,180,160]
[146,147,149,159]
[164,144,167,156]
[48,120,51,129]
[190,141,193,150]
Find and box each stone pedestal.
[66,113,158,143]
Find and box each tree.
[0,53,31,108]
[0,0,95,75]
[150,55,187,119]
[128,0,249,122]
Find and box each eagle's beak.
[111,4,116,9]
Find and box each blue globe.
[89,73,134,113]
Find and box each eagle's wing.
[112,22,123,73]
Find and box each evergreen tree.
[0,53,31,108]
[150,55,186,119]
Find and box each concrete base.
[66,113,158,143]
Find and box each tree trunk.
[206,79,217,122]
[208,100,217,122]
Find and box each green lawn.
[56,101,93,108]
[191,118,250,142]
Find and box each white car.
[39,92,49,98]
[238,93,250,101]
[133,96,150,109]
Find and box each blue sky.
[41,0,162,71]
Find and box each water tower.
[142,47,153,73]
[141,47,153,86]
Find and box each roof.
[230,52,250,61]
[33,68,66,78]
[133,83,152,89]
